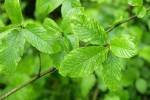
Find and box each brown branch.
[106,7,150,33]
[0,67,56,100]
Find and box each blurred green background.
[0,0,150,100]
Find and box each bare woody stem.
[0,67,56,100]
[0,6,150,100]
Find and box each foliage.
[0,0,150,100]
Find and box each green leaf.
[61,0,81,17]
[36,0,64,14]
[81,74,96,97]
[127,0,143,6]
[139,45,150,62]
[102,52,122,91]
[136,6,146,18]
[0,25,12,33]
[110,36,138,58]
[66,34,79,49]
[50,34,79,68]
[135,78,147,94]
[22,24,61,54]
[66,7,84,18]
[0,25,16,39]
[43,18,62,37]
[5,0,23,24]
[59,46,108,77]
[50,37,70,68]
[61,7,84,34]
[0,29,25,73]
[71,14,107,45]
[61,18,73,34]
[61,0,83,34]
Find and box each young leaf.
[5,0,23,24]
[110,36,138,58]
[36,0,64,14]
[66,7,84,18]
[59,46,108,77]
[61,18,73,34]
[61,0,81,17]
[136,6,146,18]
[71,14,107,45]
[61,7,84,34]
[102,52,122,91]
[0,29,25,73]
[43,18,62,37]
[22,24,61,54]
[127,0,143,6]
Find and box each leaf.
[59,46,108,77]
[66,7,84,18]
[102,52,122,91]
[66,34,79,50]
[22,24,61,54]
[139,45,150,62]
[110,36,138,58]
[5,0,23,24]
[50,34,79,68]
[71,14,107,45]
[43,18,62,37]
[0,29,25,73]
[0,25,12,33]
[36,0,64,14]
[127,0,143,6]
[61,7,84,34]
[135,78,147,94]
[136,6,146,18]
[61,0,81,17]
[81,74,96,97]
[50,36,70,68]
[61,0,83,34]
[0,25,16,39]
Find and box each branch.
[106,7,150,33]
[0,67,56,100]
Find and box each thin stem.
[106,7,150,33]
[38,51,42,76]
[106,15,137,33]
[92,72,99,100]
[92,87,99,100]
[0,67,56,100]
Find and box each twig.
[38,51,42,76]
[0,67,56,100]
[106,15,137,33]
[92,87,99,100]
[106,7,150,33]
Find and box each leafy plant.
[0,0,150,99]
